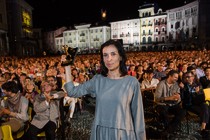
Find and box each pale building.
[166,1,199,42]
[110,19,140,51]
[57,23,111,53]
[138,3,167,51]
[43,26,67,53]
[89,25,111,52]
[55,34,64,53]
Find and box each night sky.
[25,0,193,30]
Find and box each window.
[156,29,158,32]
[162,28,165,32]
[156,37,158,42]
[186,19,189,26]
[143,37,146,43]
[148,37,152,43]
[171,24,173,29]
[169,13,175,20]
[176,11,182,19]
[162,37,165,42]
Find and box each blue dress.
[64,74,146,140]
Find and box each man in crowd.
[154,70,186,134]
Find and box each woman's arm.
[131,80,146,140]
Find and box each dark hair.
[100,39,127,77]
[167,70,179,78]
[2,81,19,93]
[47,76,57,81]
[204,67,210,72]
[187,66,195,72]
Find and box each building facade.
[110,19,140,51]
[6,0,36,56]
[56,24,111,54]
[0,0,8,56]
[52,0,209,53]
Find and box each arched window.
[148,37,152,43]
[143,37,146,44]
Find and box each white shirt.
[141,78,159,89]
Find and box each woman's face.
[102,45,121,72]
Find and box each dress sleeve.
[64,75,97,98]
[131,81,146,140]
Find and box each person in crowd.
[127,64,136,77]
[180,71,209,138]
[153,63,166,81]
[0,75,6,98]
[199,67,210,89]
[141,69,159,91]
[62,39,146,140]
[46,75,66,139]
[25,80,65,140]
[0,81,29,139]
[154,70,186,134]
[24,80,39,119]
[136,65,144,83]
[196,62,208,79]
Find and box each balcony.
[80,39,86,42]
[93,38,99,41]
[155,22,160,26]
[126,34,130,37]
[133,33,139,36]
[113,35,118,38]
[148,32,153,35]
[80,33,85,36]
[120,34,124,37]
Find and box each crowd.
[0,47,210,139]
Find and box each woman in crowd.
[62,39,146,140]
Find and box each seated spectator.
[25,80,65,140]
[141,69,159,91]
[0,81,29,139]
[136,65,144,83]
[127,64,136,77]
[24,81,39,119]
[154,70,186,133]
[180,71,209,138]
[196,62,208,79]
[200,67,210,89]
[153,63,166,81]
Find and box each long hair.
[100,39,127,77]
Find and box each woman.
[62,39,146,140]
